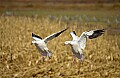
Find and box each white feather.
[70,32,79,40]
[85,30,94,36]
[78,32,87,49]
[32,37,41,41]
[43,28,68,43]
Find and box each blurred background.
[0,0,120,25]
[0,0,120,78]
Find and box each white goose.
[65,29,105,62]
[32,28,68,61]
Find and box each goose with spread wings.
[32,28,68,61]
[64,29,105,62]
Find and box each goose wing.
[70,31,79,40]
[32,33,42,41]
[43,28,68,43]
[78,29,105,49]
[78,32,87,49]
[87,29,105,39]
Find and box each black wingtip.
[64,27,69,31]
[55,28,69,37]
[94,29,105,33]
[32,33,36,37]
[89,29,105,39]
[32,33,42,39]
[72,31,76,35]
[32,33,35,36]
[101,29,105,31]
[60,27,69,34]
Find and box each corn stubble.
[0,16,120,78]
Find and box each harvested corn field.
[0,15,120,78]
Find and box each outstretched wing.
[43,28,68,43]
[78,29,105,49]
[87,29,105,39]
[70,31,79,40]
[78,32,87,49]
[32,33,42,41]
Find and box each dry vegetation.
[0,16,120,78]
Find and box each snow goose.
[32,28,68,61]
[65,29,105,62]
